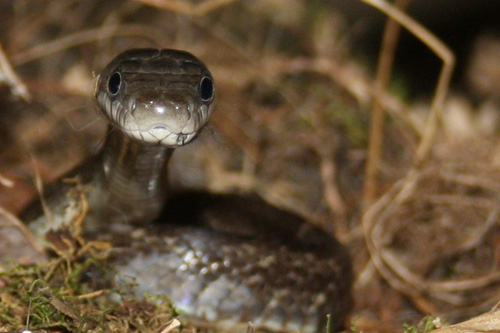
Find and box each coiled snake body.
[22,49,352,332]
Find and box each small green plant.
[403,316,442,333]
[350,316,359,332]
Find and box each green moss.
[403,316,444,333]
[0,236,182,332]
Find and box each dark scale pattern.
[110,193,352,333]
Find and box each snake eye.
[200,76,214,102]
[108,72,121,95]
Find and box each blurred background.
[2,0,500,331]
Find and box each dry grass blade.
[211,109,260,162]
[46,291,81,323]
[159,318,181,333]
[76,289,108,300]
[319,150,346,219]
[360,180,423,298]
[12,24,169,66]
[32,159,55,231]
[135,0,238,16]
[0,173,15,188]
[0,205,44,254]
[360,0,457,303]
[246,322,255,333]
[364,176,500,300]
[0,43,31,101]
[430,309,500,332]
[360,0,455,182]
[362,0,412,206]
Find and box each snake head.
[96,48,215,147]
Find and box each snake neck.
[95,126,174,224]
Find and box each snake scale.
[21,49,353,332]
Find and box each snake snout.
[131,90,197,131]
[119,89,204,146]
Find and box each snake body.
[22,49,353,332]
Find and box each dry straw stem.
[360,0,455,170]
[159,318,181,333]
[362,175,500,307]
[0,173,15,188]
[11,24,169,66]
[0,205,44,254]
[0,43,31,101]
[135,0,237,16]
[362,0,412,206]
[359,0,463,307]
[430,309,500,332]
[318,147,347,219]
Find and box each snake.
[21,48,353,332]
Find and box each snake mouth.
[149,125,197,146]
[122,125,198,147]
